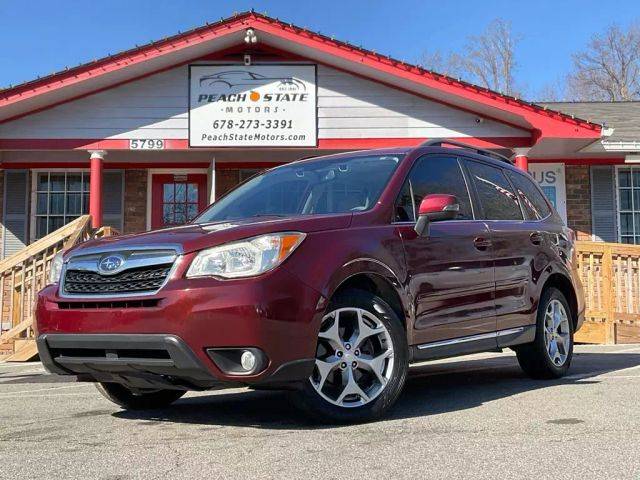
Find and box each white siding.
[0,64,528,140]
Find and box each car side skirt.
[410,325,536,362]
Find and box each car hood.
[67,214,353,256]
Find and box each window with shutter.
[591,166,617,242]
[2,170,29,258]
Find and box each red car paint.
[35,145,585,390]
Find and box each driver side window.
[395,156,473,222]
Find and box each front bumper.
[37,333,314,391]
[35,265,323,390]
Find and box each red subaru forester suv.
[36,140,584,423]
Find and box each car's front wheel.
[95,382,186,410]
[293,289,408,424]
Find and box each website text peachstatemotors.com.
[199,132,307,142]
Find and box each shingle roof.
[539,102,640,142]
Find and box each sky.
[1,0,639,100]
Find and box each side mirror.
[414,194,460,236]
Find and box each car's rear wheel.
[516,287,574,379]
[95,382,186,410]
[293,289,408,424]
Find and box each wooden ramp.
[0,218,119,362]
[3,340,38,362]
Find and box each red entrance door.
[151,174,208,229]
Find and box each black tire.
[95,382,186,410]
[516,287,574,379]
[292,289,409,424]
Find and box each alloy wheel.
[310,307,394,408]
[543,299,571,366]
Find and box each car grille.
[63,264,172,295]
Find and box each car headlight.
[48,251,64,285]
[186,232,306,279]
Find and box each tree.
[421,19,521,96]
[567,23,640,101]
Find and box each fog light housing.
[206,347,267,376]
[240,350,257,371]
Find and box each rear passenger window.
[466,161,523,221]
[395,156,473,222]
[506,170,552,220]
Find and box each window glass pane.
[395,156,473,222]
[395,180,415,222]
[37,173,49,191]
[634,213,640,235]
[163,204,174,224]
[187,203,198,220]
[83,193,89,213]
[48,216,65,233]
[49,193,65,214]
[36,217,48,238]
[621,213,634,235]
[67,174,82,191]
[619,169,631,187]
[199,155,402,222]
[66,193,82,215]
[506,171,552,220]
[633,190,640,210]
[620,189,632,210]
[174,203,186,224]
[187,184,198,202]
[633,171,640,188]
[37,193,48,214]
[163,184,174,202]
[467,162,522,221]
[82,173,90,192]
[49,174,66,191]
[621,236,634,244]
[175,183,186,202]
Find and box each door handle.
[530,231,543,245]
[473,237,492,251]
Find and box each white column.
[208,157,216,204]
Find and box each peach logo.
[249,91,260,102]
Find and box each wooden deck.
[575,241,640,344]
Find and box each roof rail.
[419,139,514,165]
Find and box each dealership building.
[0,11,637,257]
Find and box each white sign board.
[528,163,567,224]
[189,65,317,147]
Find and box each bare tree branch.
[420,19,521,96]
[567,23,640,101]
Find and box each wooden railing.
[0,216,118,360]
[576,241,640,344]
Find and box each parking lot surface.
[1,344,639,480]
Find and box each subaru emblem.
[98,254,125,275]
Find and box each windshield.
[197,154,404,222]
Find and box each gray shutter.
[102,170,123,231]
[590,166,617,242]
[2,170,29,258]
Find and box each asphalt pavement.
[1,344,639,480]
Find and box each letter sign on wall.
[528,163,567,224]
[189,65,317,147]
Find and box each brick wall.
[123,170,147,234]
[215,169,241,199]
[565,165,592,240]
